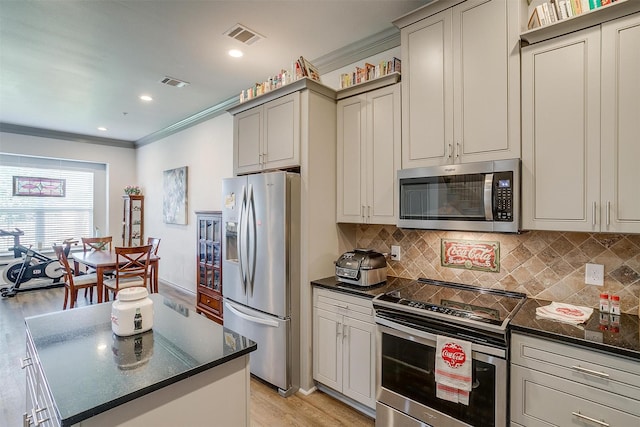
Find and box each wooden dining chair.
[146,237,161,293]
[54,245,99,310]
[81,236,114,300]
[103,245,152,301]
[82,236,113,252]
[147,237,161,255]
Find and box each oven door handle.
[376,316,437,345]
[375,315,506,358]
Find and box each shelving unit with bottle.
[122,195,144,247]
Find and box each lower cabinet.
[24,333,59,427]
[313,287,376,410]
[510,333,640,426]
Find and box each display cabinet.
[195,211,223,324]
[122,195,144,246]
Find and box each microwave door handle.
[484,173,494,221]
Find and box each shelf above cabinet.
[227,77,336,115]
[335,73,401,100]
[520,0,640,45]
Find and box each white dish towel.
[435,335,472,405]
[535,302,593,325]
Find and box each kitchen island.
[24,294,256,427]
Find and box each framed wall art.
[13,176,65,197]
[163,166,188,225]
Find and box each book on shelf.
[339,57,401,89]
[298,56,321,82]
[571,0,583,15]
[542,2,556,23]
[528,7,542,29]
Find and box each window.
[0,154,104,254]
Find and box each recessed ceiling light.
[228,49,243,58]
[97,127,107,131]
[140,95,153,101]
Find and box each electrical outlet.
[585,263,604,286]
[390,245,401,261]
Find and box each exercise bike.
[0,228,76,298]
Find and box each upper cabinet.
[229,78,335,176]
[395,0,520,169]
[234,92,300,175]
[521,12,640,233]
[336,80,401,225]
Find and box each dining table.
[71,250,160,303]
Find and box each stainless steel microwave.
[397,159,520,233]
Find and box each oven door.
[376,319,507,427]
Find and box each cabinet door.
[601,13,640,233]
[401,9,453,168]
[367,84,401,225]
[337,95,366,223]
[452,0,520,163]
[521,28,601,231]
[234,107,262,175]
[263,92,300,170]
[511,365,640,426]
[342,316,376,409]
[312,306,342,391]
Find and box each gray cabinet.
[24,333,59,427]
[510,333,640,426]
[234,92,300,175]
[312,287,376,410]
[521,12,640,233]
[396,0,520,168]
[336,82,400,224]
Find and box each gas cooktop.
[373,278,527,333]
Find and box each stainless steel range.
[373,278,526,427]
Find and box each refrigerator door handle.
[238,185,248,294]
[224,301,279,328]
[247,184,257,296]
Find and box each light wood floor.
[0,280,374,427]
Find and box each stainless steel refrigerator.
[221,171,300,396]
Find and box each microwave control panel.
[493,172,513,222]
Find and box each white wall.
[136,113,233,293]
[0,132,136,239]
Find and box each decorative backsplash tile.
[356,225,640,315]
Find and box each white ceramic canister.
[111,287,153,336]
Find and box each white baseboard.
[297,385,317,396]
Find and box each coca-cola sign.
[441,342,467,368]
[441,238,500,272]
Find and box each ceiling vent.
[224,24,264,45]
[159,76,190,88]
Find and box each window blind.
[0,155,101,254]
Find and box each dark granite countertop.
[510,298,639,360]
[25,294,256,426]
[311,276,415,299]
[313,276,640,360]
